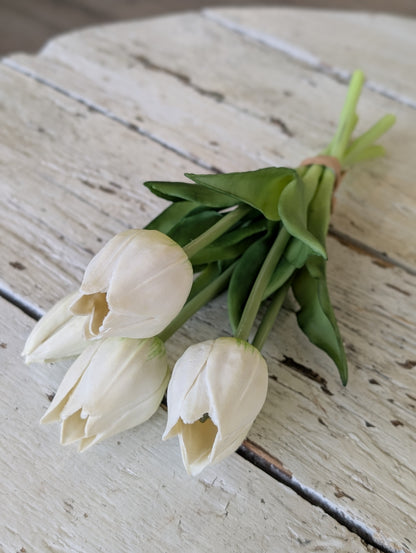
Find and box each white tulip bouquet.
[23,70,394,475]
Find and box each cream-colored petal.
[89,294,109,336]
[98,310,156,339]
[84,361,169,438]
[40,342,100,424]
[70,293,96,316]
[43,336,169,450]
[208,421,252,468]
[206,338,268,437]
[22,292,79,359]
[77,435,99,452]
[105,234,192,336]
[24,315,88,363]
[60,409,88,445]
[164,338,268,475]
[71,292,109,339]
[178,417,218,475]
[72,229,192,340]
[79,230,137,295]
[163,340,214,440]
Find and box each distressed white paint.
[0,8,415,553]
[4,11,416,268]
[2,298,373,553]
[205,7,416,107]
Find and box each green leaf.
[145,200,200,233]
[228,234,273,332]
[292,263,348,385]
[263,257,296,299]
[278,175,327,259]
[263,236,314,299]
[192,234,264,265]
[304,168,335,247]
[186,167,296,220]
[168,210,223,247]
[188,263,223,300]
[189,216,268,265]
[211,218,269,248]
[284,238,313,268]
[143,180,237,208]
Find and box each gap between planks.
[203,9,416,110]
[0,285,404,553]
[0,284,399,553]
[2,55,414,279]
[238,439,396,553]
[0,21,412,552]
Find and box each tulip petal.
[78,435,99,452]
[84,366,169,438]
[70,229,193,340]
[104,235,192,335]
[163,337,268,475]
[163,340,215,441]
[41,342,100,424]
[60,409,88,445]
[42,337,169,450]
[24,315,88,363]
[22,292,83,362]
[206,338,268,437]
[178,418,218,475]
[97,310,157,339]
[78,230,137,295]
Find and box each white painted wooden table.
[1,7,415,553]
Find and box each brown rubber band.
[300,154,345,212]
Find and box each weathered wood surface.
[205,7,416,106]
[2,0,416,56]
[0,8,415,553]
[5,11,416,270]
[3,297,375,553]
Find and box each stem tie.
[300,155,345,212]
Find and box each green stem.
[252,280,291,351]
[343,114,396,165]
[158,262,236,341]
[188,263,221,300]
[183,204,250,259]
[330,70,365,161]
[235,227,290,341]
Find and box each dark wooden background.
[0,0,415,56]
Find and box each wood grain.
[1,0,415,55]
[2,297,376,553]
[1,8,415,553]
[5,11,415,269]
[206,7,416,106]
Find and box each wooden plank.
[0,60,414,551]
[206,7,416,106]
[1,1,415,55]
[0,63,200,310]
[4,12,416,270]
[183,232,416,553]
[2,297,376,552]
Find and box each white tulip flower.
[41,336,169,451]
[22,292,89,364]
[71,229,193,340]
[163,337,268,475]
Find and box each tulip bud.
[41,336,169,451]
[163,337,268,475]
[22,292,89,364]
[71,229,193,340]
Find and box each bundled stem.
[145,69,395,384]
[235,228,290,341]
